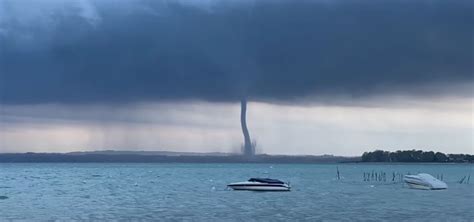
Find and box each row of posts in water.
[361,171,411,182]
[361,171,437,182]
[335,168,470,184]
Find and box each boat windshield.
[248,178,284,184]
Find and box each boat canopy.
[248,178,284,184]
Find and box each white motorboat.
[227,178,291,191]
[403,173,448,190]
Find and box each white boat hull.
[404,173,447,190]
[228,180,291,191]
[229,185,290,191]
[405,182,432,190]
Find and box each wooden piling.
[459,176,466,184]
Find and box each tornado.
[240,99,254,156]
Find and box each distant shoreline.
[361,150,473,163]
[0,152,359,164]
[0,150,472,163]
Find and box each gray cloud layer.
[1,0,472,104]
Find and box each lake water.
[0,163,472,221]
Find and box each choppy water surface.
[0,163,472,221]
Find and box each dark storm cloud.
[0,0,472,104]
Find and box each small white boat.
[403,173,448,190]
[228,178,291,191]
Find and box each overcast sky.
[0,0,472,155]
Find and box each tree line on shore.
[361,150,473,163]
